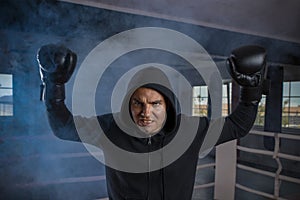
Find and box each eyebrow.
[131,98,163,104]
[131,98,140,103]
[151,100,163,104]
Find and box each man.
[38,44,266,199]
[130,87,167,134]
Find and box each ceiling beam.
[60,0,300,44]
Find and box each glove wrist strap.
[240,86,262,105]
[42,82,65,104]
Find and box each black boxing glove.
[37,44,77,103]
[227,45,267,104]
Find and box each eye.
[132,100,142,107]
[152,101,161,107]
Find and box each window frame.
[192,82,231,117]
[282,81,300,129]
[0,73,14,117]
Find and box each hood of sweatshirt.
[112,66,180,142]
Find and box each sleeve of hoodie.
[215,102,258,145]
[46,101,110,147]
[46,100,81,142]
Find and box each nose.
[141,104,151,117]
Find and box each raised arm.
[217,45,268,145]
[38,44,80,142]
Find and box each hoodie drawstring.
[147,136,151,200]
[161,136,165,200]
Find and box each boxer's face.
[130,87,167,135]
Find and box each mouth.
[138,119,153,127]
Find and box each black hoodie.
[46,67,258,200]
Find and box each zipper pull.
[148,136,152,145]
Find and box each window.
[192,85,208,116]
[192,83,231,117]
[282,81,300,128]
[254,96,266,126]
[192,83,267,126]
[222,83,231,116]
[0,74,13,116]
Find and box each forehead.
[131,87,165,100]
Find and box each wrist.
[43,82,65,103]
[240,86,262,105]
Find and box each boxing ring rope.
[12,130,299,200]
[193,163,216,189]
[235,130,300,200]
[194,129,300,200]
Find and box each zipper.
[147,136,152,200]
[148,136,152,145]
